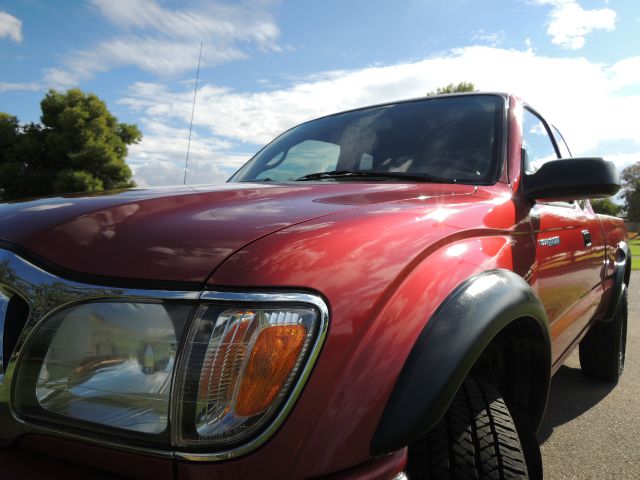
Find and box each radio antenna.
[184,42,203,185]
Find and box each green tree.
[621,162,640,221]
[0,89,141,200]
[590,198,622,217]
[0,113,20,154]
[426,82,477,96]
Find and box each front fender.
[371,269,550,455]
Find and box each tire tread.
[407,377,528,479]
[579,289,628,382]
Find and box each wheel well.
[616,242,631,286]
[470,316,550,431]
[624,257,631,286]
[371,270,551,455]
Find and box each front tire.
[579,289,628,382]
[406,376,530,479]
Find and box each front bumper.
[3,435,407,479]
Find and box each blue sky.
[1,0,639,186]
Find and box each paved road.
[539,271,640,479]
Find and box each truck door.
[522,108,604,365]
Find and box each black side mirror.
[521,157,620,201]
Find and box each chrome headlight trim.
[0,249,329,462]
[172,291,329,461]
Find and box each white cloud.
[0,82,40,92]
[89,0,279,48]
[471,30,505,47]
[605,153,640,172]
[131,158,234,187]
[44,0,280,87]
[44,38,247,88]
[608,56,640,89]
[530,0,617,49]
[41,68,79,89]
[126,118,247,186]
[121,46,640,186]
[0,11,22,42]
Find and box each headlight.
[15,302,192,441]
[14,298,323,451]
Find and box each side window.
[522,108,559,174]
[255,140,340,181]
[551,126,572,158]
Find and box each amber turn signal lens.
[235,325,307,417]
[175,306,319,446]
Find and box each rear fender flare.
[371,269,551,455]
[600,241,631,322]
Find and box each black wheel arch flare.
[600,241,631,322]
[371,269,551,455]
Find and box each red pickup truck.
[0,93,630,479]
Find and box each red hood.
[0,183,475,283]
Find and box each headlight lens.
[15,299,321,450]
[15,302,191,439]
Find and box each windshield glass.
[230,94,504,184]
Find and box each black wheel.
[579,289,628,382]
[406,376,531,479]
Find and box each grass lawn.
[629,237,640,270]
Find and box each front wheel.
[406,376,532,479]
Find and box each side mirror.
[521,157,620,201]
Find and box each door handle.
[581,229,592,247]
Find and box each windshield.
[230,94,505,184]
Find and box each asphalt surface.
[539,271,640,479]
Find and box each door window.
[522,109,559,174]
[551,126,572,158]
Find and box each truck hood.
[0,183,475,284]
